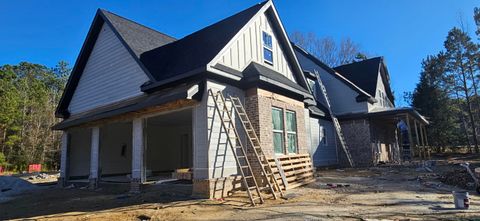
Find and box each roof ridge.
[175,1,268,41]
[99,9,177,41]
[333,56,383,69]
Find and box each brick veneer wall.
[244,88,308,185]
[338,119,374,167]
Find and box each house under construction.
[54,0,429,204]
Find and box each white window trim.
[262,31,273,65]
[285,110,297,154]
[272,107,284,155]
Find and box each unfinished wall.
[192,80,246,198]
[339,119,373,167]
[310,117,338,167]
[67,127,91,178]
[370,120,400,164]
[146,124,192,172]
[99,121,132,175]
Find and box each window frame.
[262,31,273,65]
[285,110,298,154]
[272,107,284,154]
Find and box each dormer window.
[262,31,273,64]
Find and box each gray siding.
[310,117,338,166]
[295,50,369,115]
[68,23,149,115]
[192,80,246,180]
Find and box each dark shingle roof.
[334,57,394,103]
[139,1,268,82]
[333,57,382,98]
[101,10,176,57]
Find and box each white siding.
[310,118,338,166]
[68,23,149,115]
[214,13,296,82]
[369,72,394,111]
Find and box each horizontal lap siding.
[310,118,338,166]
[69,23,148,115]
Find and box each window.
[320,126,327,145]
[307,79,317,98]
[262,31,273,64]
[286,111,297,154]
[272,108,284,154]
[272,108,298,154]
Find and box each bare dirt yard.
[1,154,480,221]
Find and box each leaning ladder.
[229,96,284,199]
[314,70,355,167]
[208,89,264,206]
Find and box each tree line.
[0,62,69,171]
[411,8,480,153]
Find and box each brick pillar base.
[130,178,141,193]
[88,178,98,189]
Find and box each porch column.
[131,118,145,193]
[59,131,69,187]
[89,126,100,189]
[413,120,421,159]
[405,115,415,159]
[419,123,426,160]
[422,125,430,159]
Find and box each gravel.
[0,176,38,203]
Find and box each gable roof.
[101,10,177,58]
[56,9,176,118]
[292,43,375,103]
[334,57,394,102]
[57,0,309,119]
[140,1,268,83]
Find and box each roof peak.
[98,8,177,41]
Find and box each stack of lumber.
[172,168,192,180]
[266,154,315,190]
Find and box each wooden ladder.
[229,96,284,199]
[208,89,264,206]
[314,70,355,167]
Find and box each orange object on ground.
[28,164,41,173]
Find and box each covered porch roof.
[337,107,429,125]
[53,82,202,130]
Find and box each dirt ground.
[1,154,480,221]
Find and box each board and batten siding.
[213,13,296,82]
[68,23,149,115]
[310,117,338,166]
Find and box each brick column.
[131,118,145,193]
[58,131,69,187]
[89,127,100,189]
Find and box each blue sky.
[0,0,478,105]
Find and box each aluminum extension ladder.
[208,89,283,206]
[314,70,355,167]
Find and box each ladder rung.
[248,186,257,190]
[244,176,254,179]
